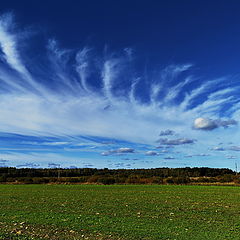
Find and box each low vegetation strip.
[1,167,239,185]
[0,185,240,240]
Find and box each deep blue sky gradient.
[1,0,240,77]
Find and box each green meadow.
[0,184,239,240]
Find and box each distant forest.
[0,167,239,185]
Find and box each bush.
[164,177,174,184]
[125,176,141,184]
[233,176,240,184]
[32,178,50,184]
[152,177,164,184]
[97,177,116,185]
[163,177,190,184]
[0,174,7,182]
[172,177,190,184]
[218,174,234,183]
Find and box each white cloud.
[159,129,175,136]
[226,155,237,159]
[211,146,225,151]
[194,117,237,130]
[164,156,175,160]
[145,151,158,156]
[101,147,135,156]
[0,13,47,95]
[117,148,135,153]
[229,146,240,151]
[158,138,196,145]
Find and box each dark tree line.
[0,167,239,185]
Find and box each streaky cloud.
[157,138,196,145]
[229,146,240,151]
[211,146,225,151]
[101,147,135,156]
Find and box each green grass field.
[0,185,240,240]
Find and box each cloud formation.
[164,156,175,160]
[16,163,40,168]
[229,146,240,151]
[194,118,237,130]
[211,147,225,151]
[0,13,240,168]
[48,163,61,168]
[159,129,175,136]
[101,147,135,156]
[0,159,8,163]
[0,13,238,145]
[226,155,237,159]
[145,151,158,156]
[158,138,196,145]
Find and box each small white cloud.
[226,155,237,159]
[48,163,61,168]
[195,153,210,157]
[164,156,175,160]
[117,148,134,153]
[161,149,169,153]
[16,163,40,168]
[211,146,225,151]
[101,147,134,156]
[158,138,195,145]
[194,118,217,130]
[145,151,158,156]
[194,117,237,130]
[229,146,240,151]
[159,129,175,136]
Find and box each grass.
[0,184,240,240]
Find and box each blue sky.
[0,0,240,169]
